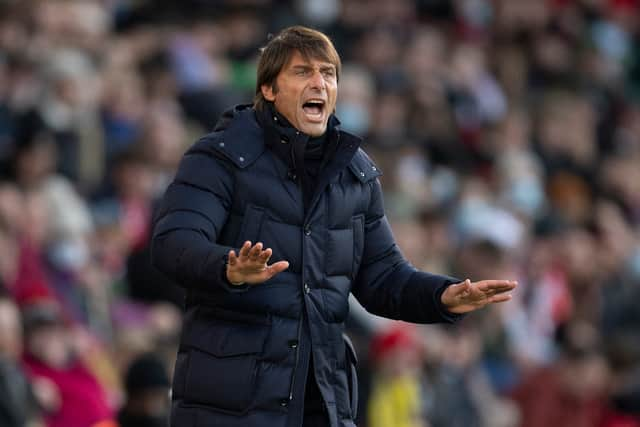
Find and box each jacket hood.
[213,104,255,132]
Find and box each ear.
[261,84,276,102]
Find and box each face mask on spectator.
[337,102,371,135]
[507,178,545,217]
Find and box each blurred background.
[0,0,639,426]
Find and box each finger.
[489,293,512,304]
[480,286,515,298]
[450,279,472,296]
[266,260,289,278]
[476,279,513,288]
[239,241,252,258]
[476,280,517,292]
[228,250,237,266]
[249,242,263,260]
[259,248,273,264]
[488,286,515,296]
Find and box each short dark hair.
[254,26,341,111]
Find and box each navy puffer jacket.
[151,105,461,427]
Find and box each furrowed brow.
[291,65,313,72]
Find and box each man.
[151,26,516,427]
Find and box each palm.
[441,279,517,314]
[226,241,289,285]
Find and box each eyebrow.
[291,64,336,72]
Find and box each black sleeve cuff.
[399,269,467,324]
[218,254,250,293]
[434,280,466,323]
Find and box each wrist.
[226,269,246,286]
[438,283,461,313]
[440,287,453,308]
[222,255,245,286]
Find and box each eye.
[322,69,335,78]
[295,69,309,76]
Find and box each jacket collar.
[213,104,364,172]
[256,102,341,147]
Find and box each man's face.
[261,51,338,137]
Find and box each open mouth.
[302,99,325,122]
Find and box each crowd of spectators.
[0,0,639,426]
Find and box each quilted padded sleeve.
[351,178,463,323]
[151,140,245,292]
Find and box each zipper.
[288,130,311,403]
[286,131,349,403]
[288,163,307,402]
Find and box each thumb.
[451,279,472,296]
[267,260,289,277]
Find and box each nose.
[309,70,326,91]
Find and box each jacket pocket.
[181,307,270,414]
[235,204,266,247]
[343,334,359,419]
[326,227,354,276]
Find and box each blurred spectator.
[367,323,426,427]
[10,111,95,289]
[9,190,56,307]
[422,325,520,427]
[511,322,610,427]
[97,147,184,307]
[118,352,170,427]
[100,71,146,162]
[335,65,374,136]
[137,106,189,196]
[37,48,103,191]
[503,219,573,370]
[0,294,42,427]
[106,149,155,252]
[21,300,116,427]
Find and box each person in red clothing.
[510,323,611,427]
[20,300,115,427]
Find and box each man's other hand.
[226,241,290,286]
[441,279,517,314]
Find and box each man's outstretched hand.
[441,279,517,314]
[226,241,290,286]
